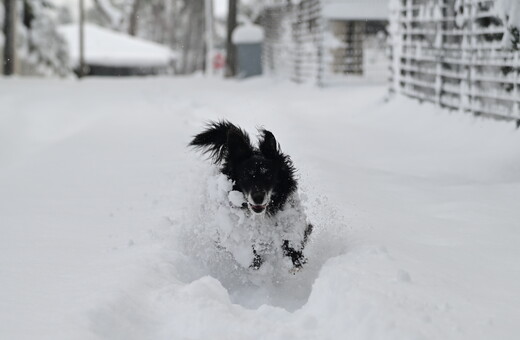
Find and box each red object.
[213,53,225,70]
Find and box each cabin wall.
[81,64,169,77]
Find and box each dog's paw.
[249,252,264,270]
[288,255,308,275]
[289,265,303,275]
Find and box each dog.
[189,120,312,271]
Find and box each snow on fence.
[291,0,324,84]
[262,4,298,81]
[390,0,520,121]
[262,0,387,85]
[262,1,324,84]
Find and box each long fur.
[189,121,251,165]
[189,120,311,269]
[189,120,297,216]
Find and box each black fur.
[189,120,312,270]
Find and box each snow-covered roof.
[59,24,177,68]
[322,0,389,21]
[232,24,264,44]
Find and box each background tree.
[225,0,237,77]
[3,0,17,75]
[2,0,69,76]
[21,0,70,76]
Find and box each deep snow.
[1,76,520,340]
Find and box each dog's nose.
[251,191,265,204]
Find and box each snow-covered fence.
[262,4,297,81]
[390,0,520,121]
[262,0,388,85]
[291,0,324,84]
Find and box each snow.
[232,24,264,44]
[497,0,520,28]
[1,76,520,339]
[322,0,389,21]
[58,24,177,68]
[188,171,309,269]
[496,0,520,48]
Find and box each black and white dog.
[189,120,312,271]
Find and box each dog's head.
[227,128,281,215]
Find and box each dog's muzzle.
[247,191,272,214]
[249,203,267,214]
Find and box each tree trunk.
[79,0,86,77]
[180,0,205,74]
[128,0,141,36]
[225,0,238,77]
[3,0,17,75]
[204,0,214,75]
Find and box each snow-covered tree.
[56,5,73,25]
[238,0,263,23]
[19,0,70,76]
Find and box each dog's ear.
[227,127,252,162]
[259,130,278,159]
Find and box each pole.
[3,0,16,75]
[225,0,237,77]
[79,0,86,77]
[204,0,214,75]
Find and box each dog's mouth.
[249,203,267,214]
[246,191,272,215]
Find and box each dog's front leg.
[282,223,313,272]
[249,248,264,270]
[282,240,307,270]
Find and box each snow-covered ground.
[1,76,519,340]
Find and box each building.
[59,24,177,77]
[261,0,389,85]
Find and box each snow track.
[1,77,519,339]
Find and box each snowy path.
[1,77,519,339]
